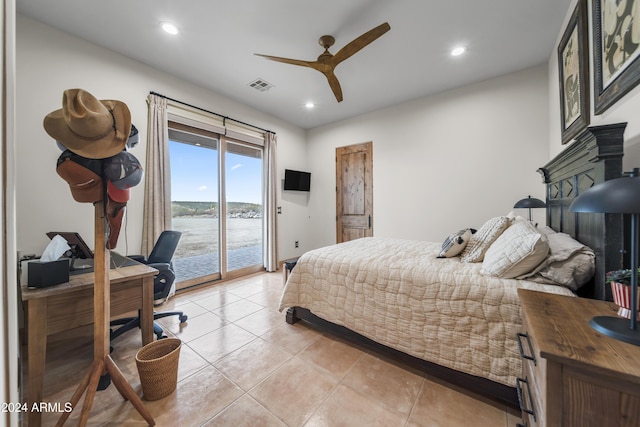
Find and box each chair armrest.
[128,255,147,263]
[147,262,171,272]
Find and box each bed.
[278,122,627,408]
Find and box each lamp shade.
[513,196,546,209]
[570,169,640,346]
[569,175,640,214]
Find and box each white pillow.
[461,216,511,263]
[437,228,473,258]
[519,232,595,290]
[481,221,549,278]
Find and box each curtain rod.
[149,91,274,135]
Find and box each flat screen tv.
[284,169,311,191]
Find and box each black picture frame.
[593,0,640,114]
[558,0,590,144]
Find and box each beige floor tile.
[203,394,287,426]
[93,365,243,426]
[342,353,424,416]
[166,311,226,342]
[250,357,339,426]
[211,298,264,322]
[194,290,242,311]
[233,307,287,336]
[246,289,285,309]
[153,300,208,327]
[239,271,283,289]
[407,379,507,427]
[227,282,267,298]
[298,335,364,380]
[175,343,210,382]
[213,338,291,391]
[261,321,322,355]
[304,384,407,427]
[188,323,257,363]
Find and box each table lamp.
[569,168,640,346]
[513,195,546,221]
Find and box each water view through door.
[224,140,263,274]
[168,128,263,288]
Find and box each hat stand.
[55,200,155,426]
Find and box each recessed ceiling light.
[305,102,315,109]
[161,22,180,35]
[451,46,466,57]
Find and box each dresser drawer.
[518,312,544,425]
[516,375,539,427]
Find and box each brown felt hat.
[44,89,131,159]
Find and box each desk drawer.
[37,281,143,335]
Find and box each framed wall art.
[593,0,640,114]
[558,0,590,144]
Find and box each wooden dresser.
[517,289,640,427]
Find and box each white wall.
[549,0,640,168]
[16,15,308,262]
[306,65,551,248]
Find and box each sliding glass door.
[169,127,220,286]
[224,141,263,273]
[168,124,264,288]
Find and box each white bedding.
[279,237,575,387]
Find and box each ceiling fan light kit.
[255,22,391,102]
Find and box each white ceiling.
[17,0,571,130]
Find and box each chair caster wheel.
[179,314,188,323]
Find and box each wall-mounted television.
[284,169,311,191]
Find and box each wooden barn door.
[336,142,373,243]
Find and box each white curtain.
[142,94,171,256]
[263,132,278,271]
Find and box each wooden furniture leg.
[141,275,154,344]
[56,202,155,426]
[27,298,47,427]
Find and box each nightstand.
[282,257,298,285]
[517,289,640,427]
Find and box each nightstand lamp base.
[590,316,640,346]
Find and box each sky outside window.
[169,140,262,204]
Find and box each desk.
[21,261,157,427]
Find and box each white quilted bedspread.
[279,237,575,387]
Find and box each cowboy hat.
[44,88,131,159]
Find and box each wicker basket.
[135,338,182,401]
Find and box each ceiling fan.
[255,22,391,102]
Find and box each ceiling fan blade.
[332,22,390,65]
[254,53,316,69]
[325,71,343,102]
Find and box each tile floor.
[23,271,523,426]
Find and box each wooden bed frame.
[285,122,626,409]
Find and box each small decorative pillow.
[460,216,510,263]
[481,221,549,278]
[437,228,474,258]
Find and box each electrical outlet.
[295,241,299,248]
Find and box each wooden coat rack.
[55,201,155,426]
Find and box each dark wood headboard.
[538,123,626,300]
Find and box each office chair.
[110,230,188,342]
